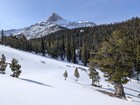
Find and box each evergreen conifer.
[89,68,100,86]
[63,70,68,80]
[74,68,80,81]
[0,54,7,74]
[10,58,21,78]
[90,30,134,98]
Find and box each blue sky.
[0,0,140,30]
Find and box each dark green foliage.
[135,58,140,82]
[134,35,140,82]
[47,40,59,58]
[10,58,21,78]
[81,44,89,66]
[0,54,7,74]
[71,36,76,63]
[1,29,4,42]
[91,30,134,83]
[32,39,41,54]
[26,40,32,52]
[89,68,100,86]
[3,33,28,50]
[90,30,137,98]
[74,68,80,81]
[66,36,71,62]
[41,35,45,56]
[63,70,68,80]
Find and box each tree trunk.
[114,82,126,98]
[137,72,140,83]
[92,78,95,86]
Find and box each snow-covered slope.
[0,45,139,105]
[4,13,95,39]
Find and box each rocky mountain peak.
[4,13,96,39]
[47,13,63,22]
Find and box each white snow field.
[0,45,140,105]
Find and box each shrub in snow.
[10,58,21,78]
[74,68,80,81]
[63,70,68,80]
[0,54,7,74]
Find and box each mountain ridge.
[4,13,96,39]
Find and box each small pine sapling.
[74,68,80,81]
[0,54,7,74]
[10,58,22,78]
[63,70,68,80]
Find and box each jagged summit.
[47,13,63,22]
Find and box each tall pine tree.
[90,30,134,98]
[1,29,4,42]
[66,35,71,62]
[71,36,76,63]
[81,43,89,66]
[41,35,45,56]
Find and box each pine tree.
[26,40,32,52]
[134,36,140,82]
[81,43,88,66]
[1,29,4,42]
[0,54,7,74]
[10,58,21,78]
[71,36,76,63]
[41,35,45,56]
[63,70,68,80]
[74,68,80,81]
[90,30,134,98]
[60,36,65,60]
[89,68,100,86]
[66,36,71,62]
[135,59,140,82]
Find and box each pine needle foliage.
[74,68,80,81]
[0,54,7,74]
[10,58,21,78]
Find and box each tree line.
[1,17,140,70]
[2,17,140,66]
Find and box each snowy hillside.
[0,45,140,105]
[4,13,95,39]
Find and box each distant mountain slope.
[4,13,95,39]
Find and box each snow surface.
[0,45,140,105]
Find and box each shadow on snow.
[19,78,53,87]
[124,86,140,93]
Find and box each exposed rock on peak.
[47,13,63,22]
